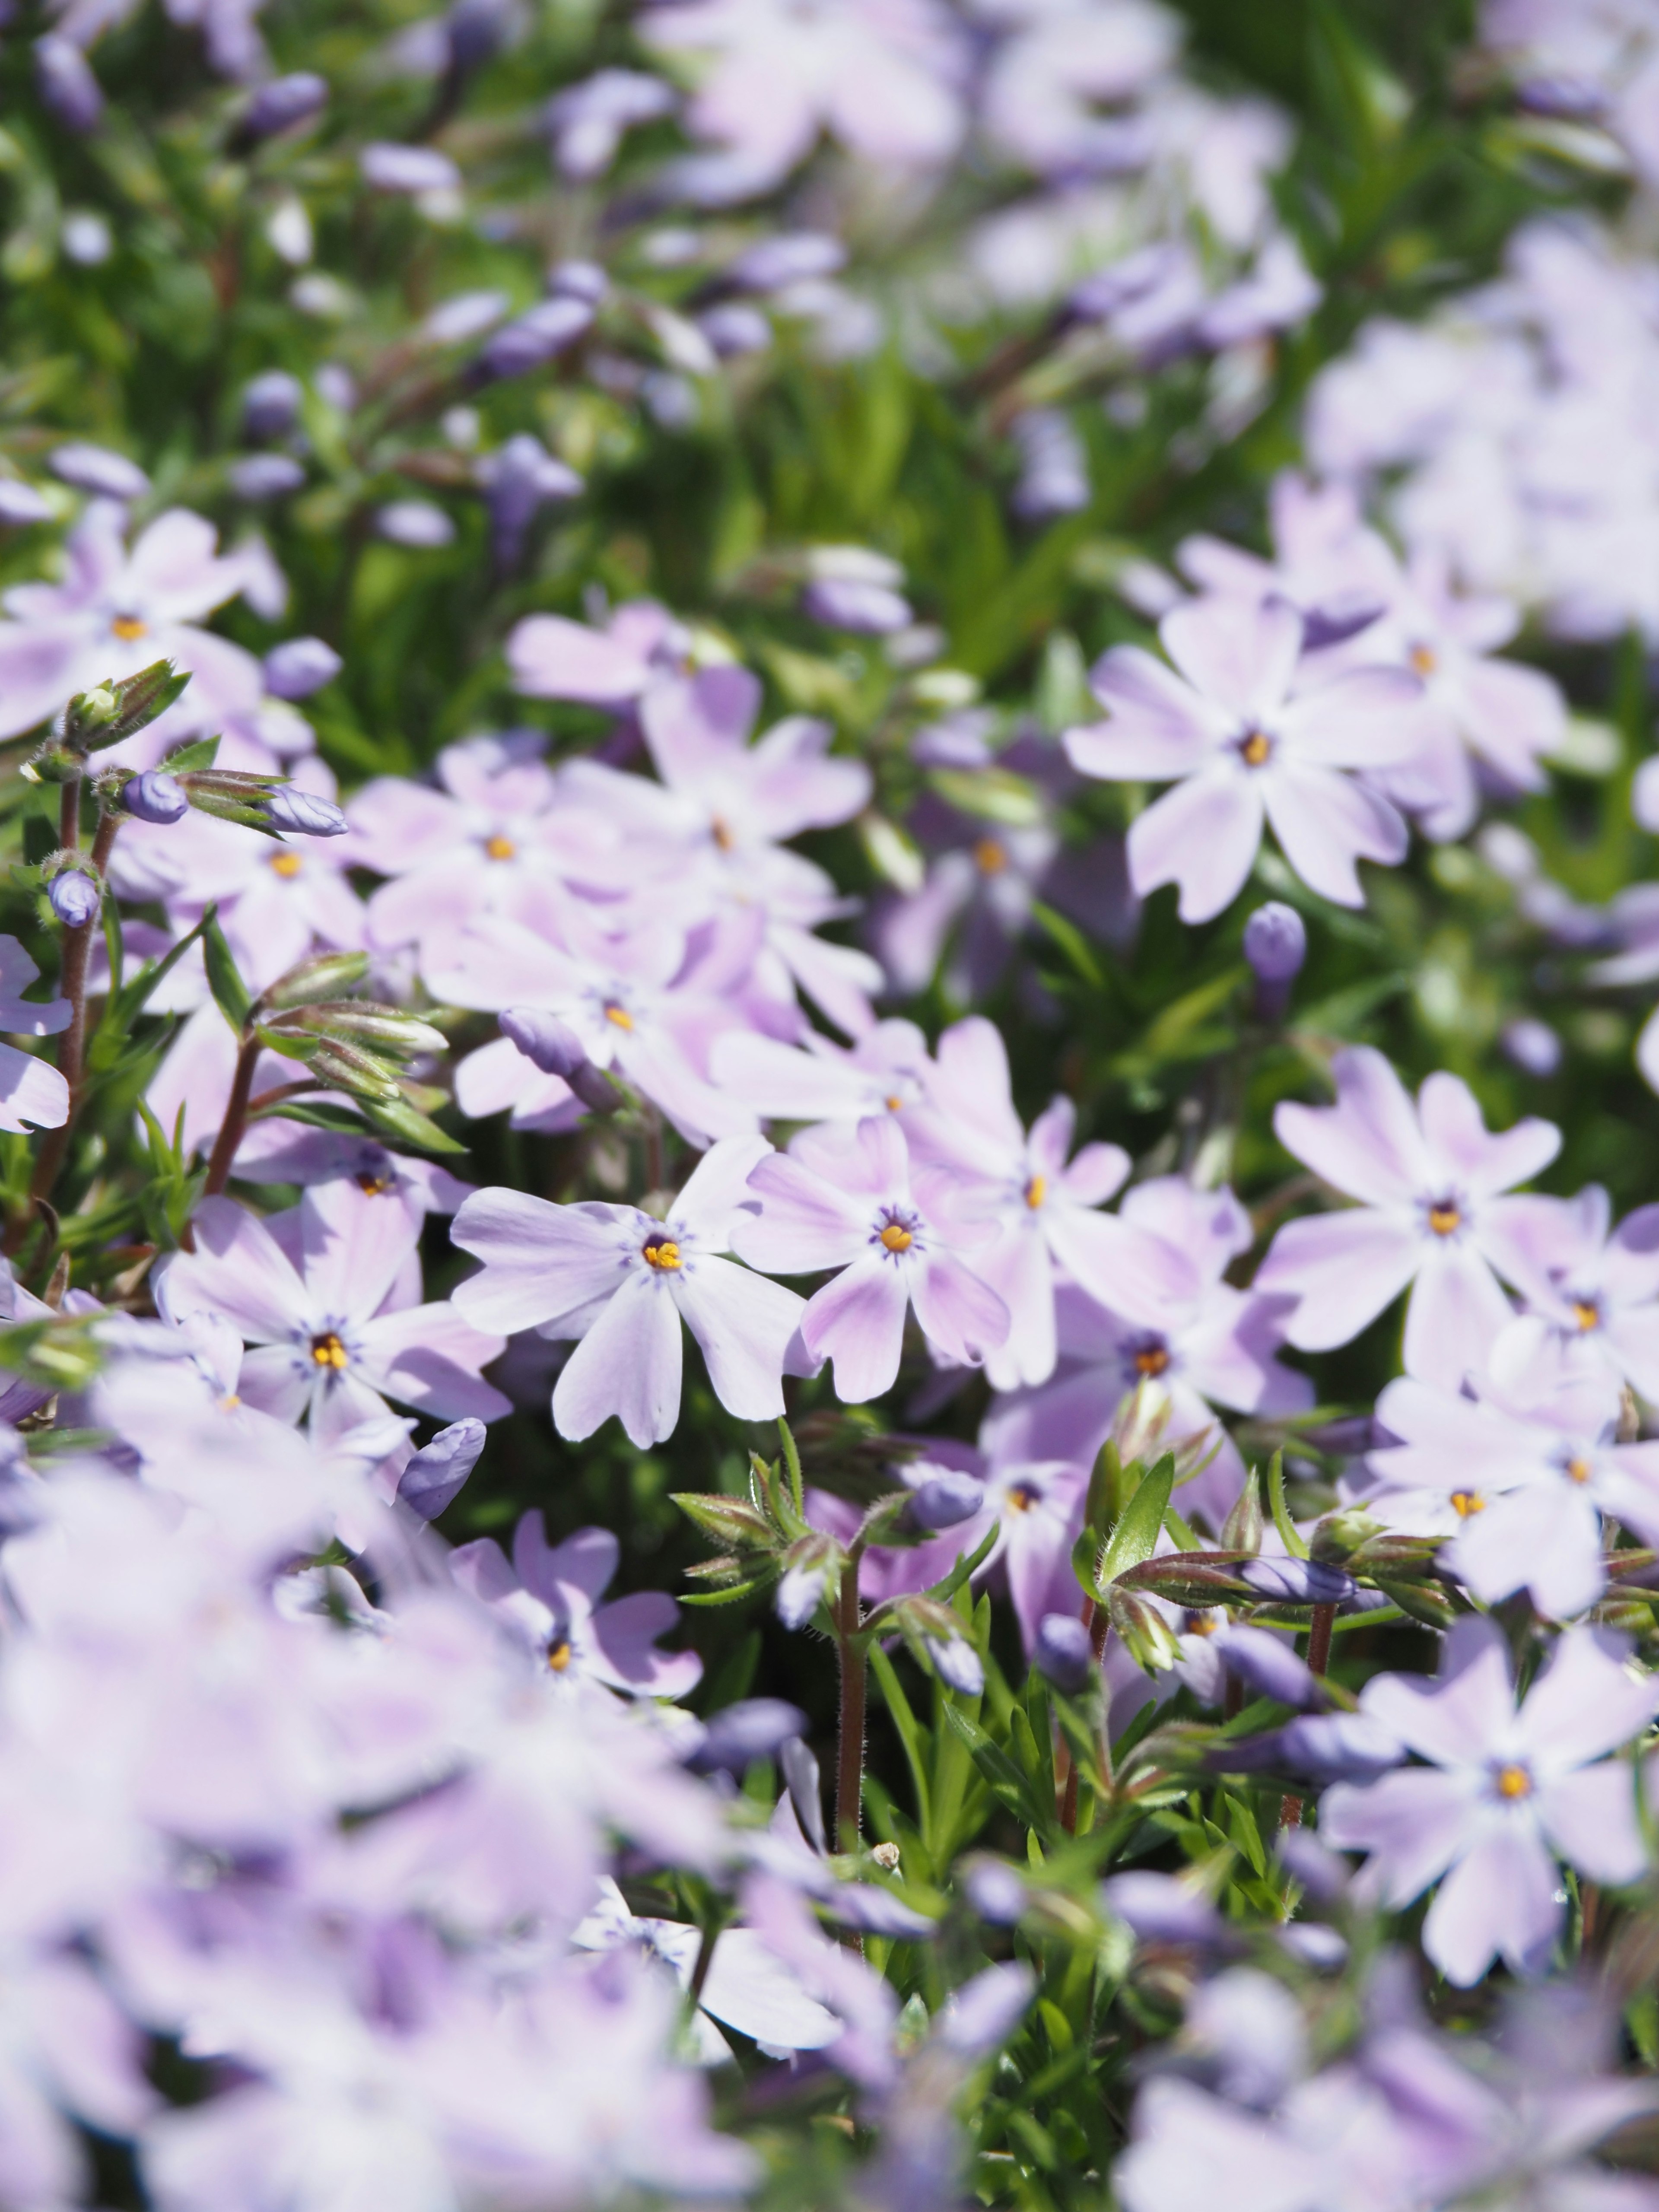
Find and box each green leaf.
[942,1701,1048,1835]
[922,1519,1000,1605]
[681,1577,774,1608]
[1099,1455,1175,1588]
[1266,1449,1310,1560]
[1027,900,1102,988]
[360,1096,468,1156]
[202,909,251,1033]
[162,734,221,775]
[869,1643,931,1835]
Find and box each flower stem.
[1279,1600,1337,1830]
[834,1559,866,1853]
[24,806,121,1219]
[203,1033,263,1197]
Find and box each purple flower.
[0,937,70,1134]
[451,1135,810,1447]
[507,599,688,710]
[545,68,677,180]
[242,71,327,140]
[1255,1047,1560,1390]
[263,637,341,699]
[907,1465,983,1530]
[35,36,105,131]
[241,372,302,442]
[1065,595,1424,921]
[227,455,304,501]
[262,787,347,838]
[477,434,582,569]
[47,870,100,927]
[1322,1626,1659,1985]
[48,443,148,499]
[375,499,455,549]
[1033,1611,1093,1693]
[731,1115,1008,1403]
[1494,1183,1659,1401]
[359,143,461,196]
[686,1698,806,1776]
[158,1182,511,1442]
[711,1019,934,1131]
[395,1416,486,1519]
[453,1513,702,1698]
[0,481,53,526]
[801,575,913,633]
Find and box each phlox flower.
[451,1513,702,1699]
[158,1181,510,1443]
[505,598,689,710]
[983,1177,1311,1532]
[1490,1181,1659,1401]
[709,1017,935,1130]
[731,1115,1008,1404]
[450,1134,810,1448]
[907,1016,1191,1389]
[0,936,70,1135]
[1322,1625,1659,1986]
[1064,593,1424,921]
[1255,1046,1559,1391]
[0,501,264,741]
[870,1452,1087,1658]
[1360,1325,1659,1620]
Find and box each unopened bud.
[926,1634,985,1697]
[1033,1611,1093,1694]
[242,70,329,141]
[263,786,348,837]
[397,1417,485,1519]
[499,1005,621,1113]
[907,1467,984,1531]
[264,636,342,699]
[262,951,372,1009]
[63,660,192,753]
[307,1040,404,1103]
[48,870,100,928]
[1243,902,1306,1023]
[294,1004,448,1057]
[120,770,188,824]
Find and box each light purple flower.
[1491,1182,1659,1400]
[544,67,676,179]
[507,598,689,709]
[1256,1047,1560,1390]
[451,1135,810,1447]
[1322,1625,1659,1984]
[453,1513,702,1699]
[1065,594,1424,920]
[710,1018,934,1130]
[359,143,461,196]
[0,937,70,1135]
[158,1182,510,1442]
[731,1115,1008,1404]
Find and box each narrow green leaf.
[1099,1454,1175,1586]
[869,1643,931,1835]
[1266,1448,1309,1560]
[202,909,251,1033]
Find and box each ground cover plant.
[7,0,1659,2206]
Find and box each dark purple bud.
[48,870,100,927]
[1213,1624,1320,1711]
[927,1634,984,1697]
[243,71,328,140]
[478,298,593,381]
[35,36,104,132]
[397,1417,485,1519]
[242,371,304,442]
[1244,902,1306,1021]
[801,577,912,634]
[264,637,342,699]
[1515,73,1608,122]
[908,1468,984,1531]
[684,1697,807,1776]
[48,442,147,500]
[263,787,348,837]
[1239,1556,1354,1605]
[0,482,52,526]
[1033,1611,1093,1695]
[963,1857,1027,1926]
[229,454,305,501]
[445,0,512,73]
[121,770,188,825]
[480,434,582,569]
[499,1006,620,1112]
[548,258,608,305]
[728,232,845,293]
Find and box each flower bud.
[962,1857,1027,1926]
[1033,1611,1093,1694]
[229,455,305,501]
[120,771,188,825]
[1212,1624,1320,1710]
[64,660,191,752]
[242,71,328,141]
[264,637,343,699]
[305,1039,405,1103]
[775,1557,830,1631]
[262,951,372,1009]
[801,576,912,634]
[35,36,105,133]
[907,1466,984,1531]
[242,371,304,443]
[477,298,592,382]
[499,1006,621,1113]
[48,870,100,928]
[397,1417,485,1519]
[684,1698,807,1777]
[1239,1556,1354,1606]
[263,787,348,837]
[48,442,147,499]
[927,1634,985,1697]
[1244,902,1306,1022]
[293,1004,448,1057]
[0,482,53,527]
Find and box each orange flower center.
[1494,1762,1532,1800]
[1428,1202,1461,1236]
[974,837,1008,874]
[1572,1300,1600,1332]
[1135,1344,1170,1378]
[271,851,303,879]
[111,615,148,641]
[484,834,515,861]
[1409,643,1438,677]
[880,1223,913,1253]
[643,1239,681,1271]
[1024,1175,1046,1210]
[309,1331,349,1370]
[547,1639,573,1672]
[604,1003,633,1030]
[1240,730,1272,768]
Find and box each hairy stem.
[203,1033,263,1197]
[834,1560,866,1853]
[1279,1601,1337,1831]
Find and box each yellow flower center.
[1494,1762,1532,1800]
[1410,643,1438,677]
[484,834,515,861]
[111,615,148,641]
[309,1331,349,1370]
[1572,1300,1600,1332]
[1135,1344,1170,1378]
[1006,1484,1036,1513]
[712,817,734,851]
[643,1238,681,1270]
[884,1094,903,1112]
[974,837,1007,875]
[547,1639,573,1672]
[880,1223,913,1253]
[219,1392,241,1410]
[356,1171,394,1195]
[1451,1488,1484,1517]
[271,851,303,879]
[604,1003,633,1030]
[1240,729,1272,768]
[1566,1456,1592,1485]
[1428,1202,1461,1236]
[1024,1175,1046,1210]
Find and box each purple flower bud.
[243,72,328,141]
[1276,1710,1402,1784]
[480,435,582,569]
[1102,1870,1228,1947]
[1033,1611,1094,1695]
[229,454,305,501]
[48,870,100,927]
[242,371,304,442]
[1502,1017,1562,1077]
[48,442,147,500]
[1011,410,1090,521]
[1239,1556,1354,1606]
[264,637,342,699]
[776,1559,829,1632]
[263,788,348,838]
[121,770,188,825]
[684,1697,807,1776]
[0,482,52,527]
[360,143,461,196]
[35,36,104,132]
[801,576,913,634]
[375,500,455,549]
[397,1417,486,1519]
[728,232,845,293]
[478,298,593,381]
[927,1634,985,1697]
[499,1006,620,1112]
[697,304,772,357]
[1212,1624,1320,1711]
[548,259,608,305]
[908,1467,984,1531]
[1244,903,1307,1022]
[829,1883,937,1940]
[444,0,512,74]
[963,1857,1027,1926]
[939,1962,1035,2057]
